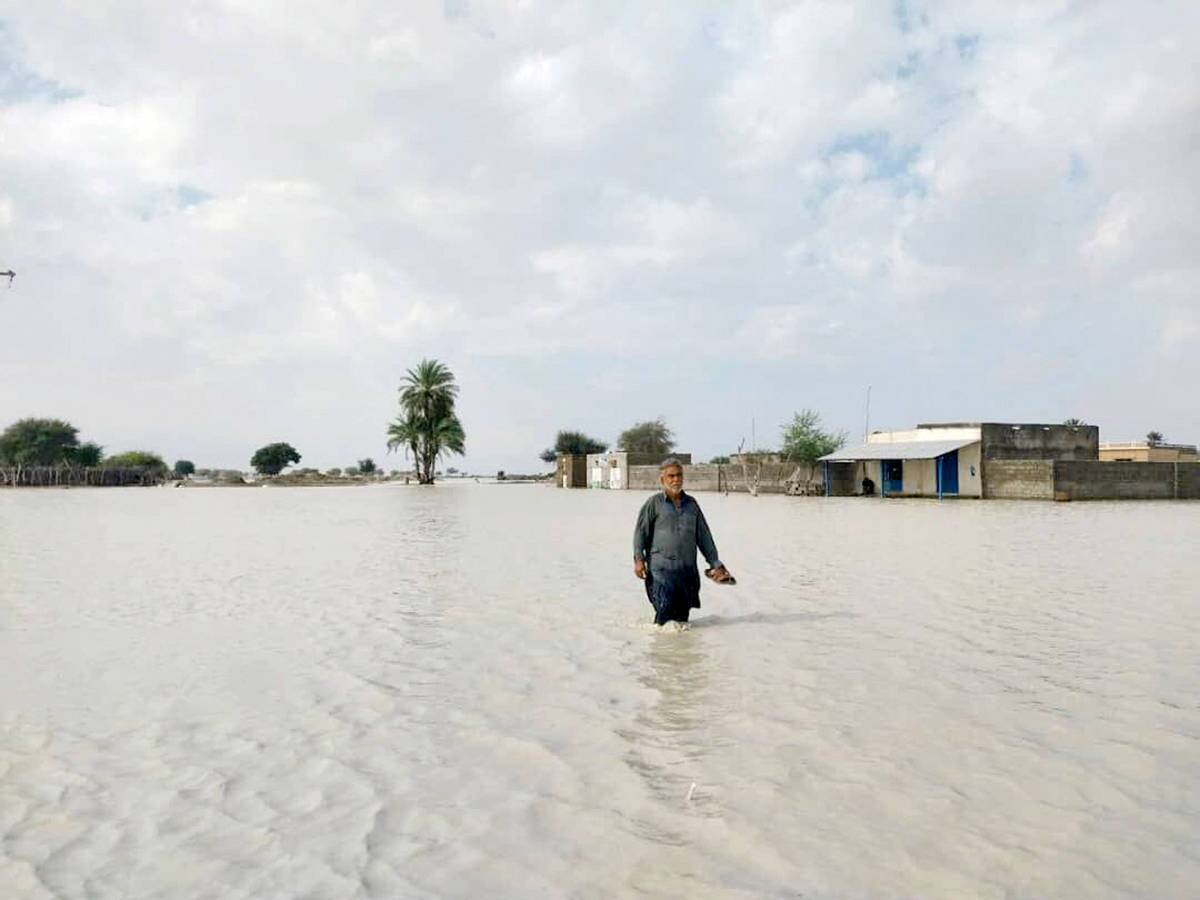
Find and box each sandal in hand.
[705,567,737,585]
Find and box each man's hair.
[659,457,684,472]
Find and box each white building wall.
[867,426,981,444]
[585,452,630,489]
[586,453,607,488]
[957,442,982,498]
[854,442,982,497]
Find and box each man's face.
[660,465,684,497]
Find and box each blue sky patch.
[1068,152,1088,184]
[955,34,981,61]
[0,60,82,104]
[824,131,920,187]
[0,23,82,104]
[178,185,214,209]
[443,0,469,21]
[896,51,922,80]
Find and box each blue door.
[882,459,903,494]
[937,450,959,495]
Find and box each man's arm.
[695,506,723,570]
[633,496,655,578]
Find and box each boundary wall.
[985,460,1200,500]
[983,461,1054,499]
[628,462,807,494]
[620,460,1200,500]
[0,466,167,487]
[1178,463,1200,499]
[1054,461,1193,500]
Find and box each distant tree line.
[537,410,846,489]
[0,418,174,486]
[2,365,470,488]
[537,418,676,464]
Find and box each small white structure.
[820,425,983,498]
[584,451,692,489]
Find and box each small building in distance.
[555,454,588,488]
[585,451,692,489]
[819,422,1098,499]
[1099,441,1198,463]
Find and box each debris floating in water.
[687,782,697,802]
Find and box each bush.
[106,451,169,476]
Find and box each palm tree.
[1062,418,1087,426]
[387,359,465,483]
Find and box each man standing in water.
[633,458,732,625]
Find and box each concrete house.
[819,422,1098,499]
[554,454,588,488]
[1099,442,1198,463]
[585,451,692,489]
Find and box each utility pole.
[863,385,872,441]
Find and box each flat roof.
[820,438,979,462]
[1101,441,1196,451]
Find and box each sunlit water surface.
[2,483,1198,898]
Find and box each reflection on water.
[1,485,1198,898]
[619,629,726,845]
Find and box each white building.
[819,424,983,498]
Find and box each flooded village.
[4,2,1199,895]
[559,422,1200,502]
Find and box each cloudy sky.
[1,1,1197,472]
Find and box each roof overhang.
[819,438,979,462]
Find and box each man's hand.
[706,565,733,583]
[634,558,647,579]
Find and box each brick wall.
[983,460,1054,499]
[628,465,664,490]
[628,461,804,494]
[1178,463,1200,499]
[626,459,1200,500]
[1054,461,1176,500]
[981,423,1098,460]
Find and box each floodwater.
[1,483,1198,899]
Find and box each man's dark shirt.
[633,491,722,573]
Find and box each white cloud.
[503,27,656,147]
[532,194,745,300]
[736,306,844,361]
[0,1,1196,469]
[1082,193,1135,268]
[716,1,913,166]
[1160,307,1199,359]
